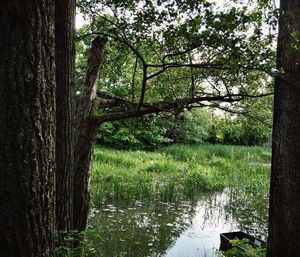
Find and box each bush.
[96,114,172,148]
[220,116,271,146]
[169,109,214,144]
[96,109,216,148]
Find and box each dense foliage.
[220,94,272,146]
[75,0,277,135]
[96,109,218,147]
[96,100,272,148]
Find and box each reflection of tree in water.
[199,188,268,239]
[222,187,269,239]
[199,190,236,229]
[87,188,268,257]
[188,188,268,239]
[88,199,198,257]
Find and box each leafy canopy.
[76,0,277,121]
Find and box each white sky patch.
[76,12,87,29]
[213,0,279,8]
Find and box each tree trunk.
[55,0,76,233]
[73,36,107,231]
[73,122,99,230]
[267,1,300,256]
[0,1,56,256]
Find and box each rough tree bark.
[0,1,56,256]
[55,0,76,233]
[73,36,108,231]
[267,1,300,256]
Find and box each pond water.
[88,188,268,257]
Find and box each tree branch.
[91,92,273,124]
[147,62,271,81]
[131,56,138,102]
[138,64,148,109]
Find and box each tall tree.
[73,36,107,231]
[72,0,277,233]
[72,0,274,240]
[54,0,107,234]
[0,1,56,256]
[0,1,282,256]
[77,0,276,122]
[55,0,76,233]
[267,1,300,256]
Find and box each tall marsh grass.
[91,144,271,206]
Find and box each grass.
[91,144,271,206]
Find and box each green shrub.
[96,109,217,148]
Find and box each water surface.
[89,188,268,257]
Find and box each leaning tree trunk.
[73,36,108,231]
[55,0,76,233]
[73,121,99,230]
[0,1,56,257]
[267,1,300,257]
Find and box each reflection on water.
[88,188,268,257]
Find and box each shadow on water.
[87,188,268,257]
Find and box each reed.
[91,144,271,206]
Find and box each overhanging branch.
[91,92,273,124]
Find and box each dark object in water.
[220,231,266,251]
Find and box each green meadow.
[91,144,271,206]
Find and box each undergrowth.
[219,239,267,257]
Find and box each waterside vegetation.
[91,144,271,205]
[81,143,271,257]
